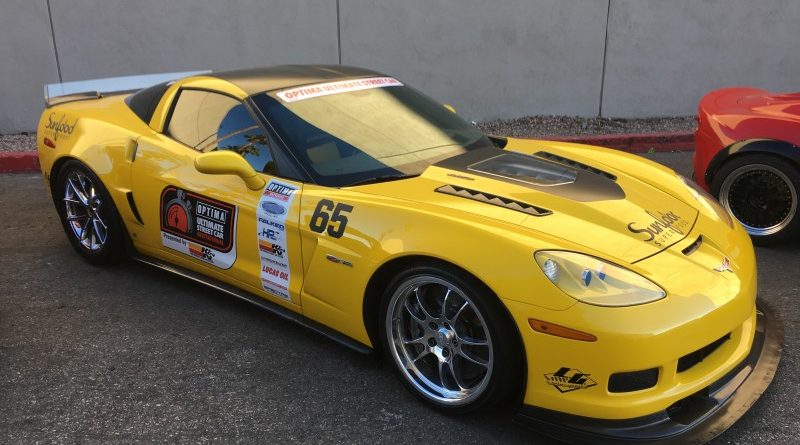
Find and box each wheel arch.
[362,254,526,361]
[705,139,800,189]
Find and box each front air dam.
[515,298,783,445]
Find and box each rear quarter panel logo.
[544,367,597,393]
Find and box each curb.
[0,151,40,173]
[0,132,694,174]
[544,131,694,153]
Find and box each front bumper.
[515,298,782,445]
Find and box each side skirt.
[130,253,373,355]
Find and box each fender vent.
[535,151,617,181]
[435,185,552,217]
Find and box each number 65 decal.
[309,199,353,238]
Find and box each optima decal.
[160,187,238,269]
[544,367,597,393]
[276,77,403,103]
[627,210,691,247]
[257,180,299,301]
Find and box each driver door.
[128,88,304,308]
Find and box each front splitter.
[515,298,783,445]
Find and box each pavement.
[1,152,798,444]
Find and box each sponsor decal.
[627,210,691,248]
[261,201,286,215]
[259,240,284,257]
[160,187,237,269]
[42,113,77,142]
[276,77,403,103]
[714,257,734,273]
[257,180,299,301]
[544,367,597,393]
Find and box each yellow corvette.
[37,65,781,444]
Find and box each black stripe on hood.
[434,148,625,202]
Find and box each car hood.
[708,87,800,121]
[355,147,698,263]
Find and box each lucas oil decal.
[160,187,238,269]
[257,180,299,301]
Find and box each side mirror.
[443,103,457,114]
[194,151,266,190]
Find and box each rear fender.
[705,139,800,187]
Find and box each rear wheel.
[54,160,126,264]
[712,154,800,245]
[379,264,523,413]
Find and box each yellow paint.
[36,73,758,420]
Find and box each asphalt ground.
[1,152,798,444]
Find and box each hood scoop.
[468,152,578,186]
[535,151,617,180]
[435,184,552,217]
[435,148,625,202]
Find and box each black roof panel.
[208,65,386,95]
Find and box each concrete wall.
[1,0,799,132]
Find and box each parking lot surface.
[1,152,797,444]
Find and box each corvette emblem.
[714,257,733,273]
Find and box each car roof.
[207,65,387,95]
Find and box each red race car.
[695,87,800,244]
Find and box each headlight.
[679,175,733,227]
[534,251,666,307]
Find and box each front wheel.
[712,154,800,245]
[54,160,126,265]
[379,264,523,413]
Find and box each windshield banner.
[276,77,403,103]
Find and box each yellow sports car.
[37,65,781,444]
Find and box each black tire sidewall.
[711,154,800,245]
[378,263,524,414]
[54,160,126,264]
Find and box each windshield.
[252,77,494,186]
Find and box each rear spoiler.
[44,70,211,107]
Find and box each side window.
[166,89,275,174]
[167,90,240,149]
[214,104,275,174]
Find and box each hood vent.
[435,184,552,217]
[535,151,617,181]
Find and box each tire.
[378,263,524,414]
[711,154,800,245]
[53,160,126,265]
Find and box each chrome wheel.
[386,275,493,406]
[62,170,109,251]
[719,164,798,236]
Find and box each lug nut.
[429,322,437,329]
[442,349,450,357]
[428,338,436,347]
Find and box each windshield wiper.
[344,174,419,187]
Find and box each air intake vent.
[535,151,617,181]
[677,333,731,373]
[435,185,552,217]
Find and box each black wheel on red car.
[54,160,126,265]
[379,263,524,414]
[712,154,800,244]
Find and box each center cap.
[436,327,455,347]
